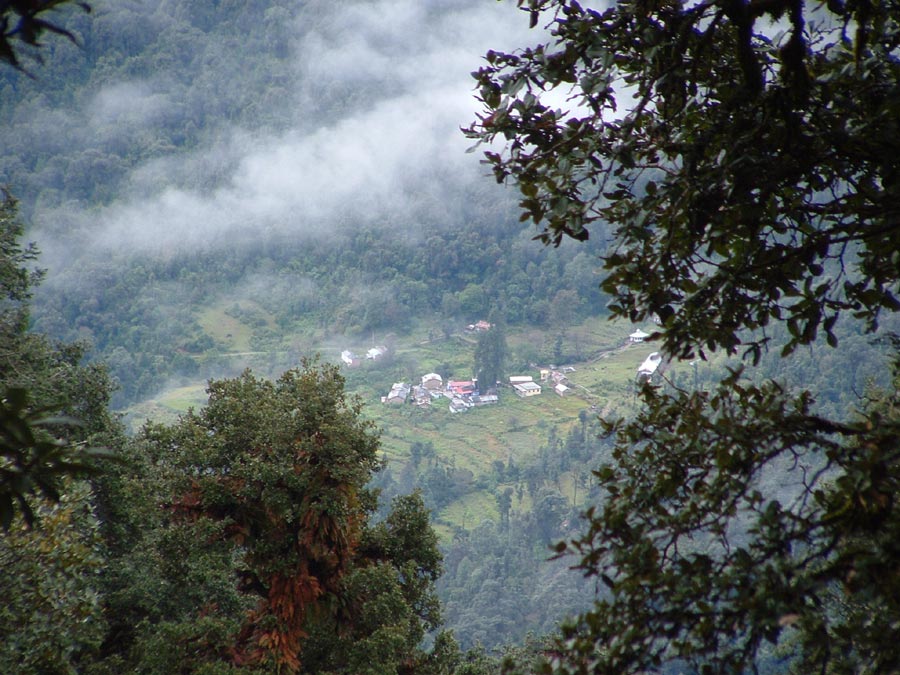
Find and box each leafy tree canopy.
[0,479,106,673]
[0,191,115,529]
[469,1,900,673]
[468,0,900,363]
[152,363,383,671]
[474,321,508,390]
[0,192,119,672]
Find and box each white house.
[629,329,651,343]
[421,373,443,390]
[341,350,360,367]
[509,375,534,385]
[382,382,410,404]
[513,381,542,397]
[367,346,387,360]
[554,383,571,397]
[637,352,663,382]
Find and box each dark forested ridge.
[0,0,301,213]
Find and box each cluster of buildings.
[539,367,577,397]
[345,324,665,413]
[381,373,500,413]
[380,369,578,413]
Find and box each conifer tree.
[474,321,508,391]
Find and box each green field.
[197,300,278,353]
[128,316,659,537]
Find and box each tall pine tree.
[473,322,507,392]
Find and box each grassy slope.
[196,300,279,353]
[197,304,254,352]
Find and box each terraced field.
[128,315,661,535]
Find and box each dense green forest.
[2,0,900,673]
[0,0,610,408]
[2,191,609,669]
[31,219,608,408]
[0,0,615,664]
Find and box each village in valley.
[339,320,667,415]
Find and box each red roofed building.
[447,380,476,396]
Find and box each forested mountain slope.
[0,0,610,407]
[0,0,616,657]
[2,0,899,670]
[3,0,889,411]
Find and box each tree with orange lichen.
[107,360,453,674]
[161,360,381,672]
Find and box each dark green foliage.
[131,362,381,671]
[531,487,567,546]
[0,193,116,528]
[438,515,593,653]
[0,194,120,672]
[91,364,452,674]
[302,491,447,675]
[0,480,106,674]
[547,368,900,674]
[0,387,112,529]
[469,1,900,673]
[0,189,42,356]
[0,1,90,72]
[86,430,254,674]
[365,416,617,653]
[468,0,900,363]
[474,322,508,390]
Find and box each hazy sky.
[33,0,545,269]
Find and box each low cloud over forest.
[2,0,541,269]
